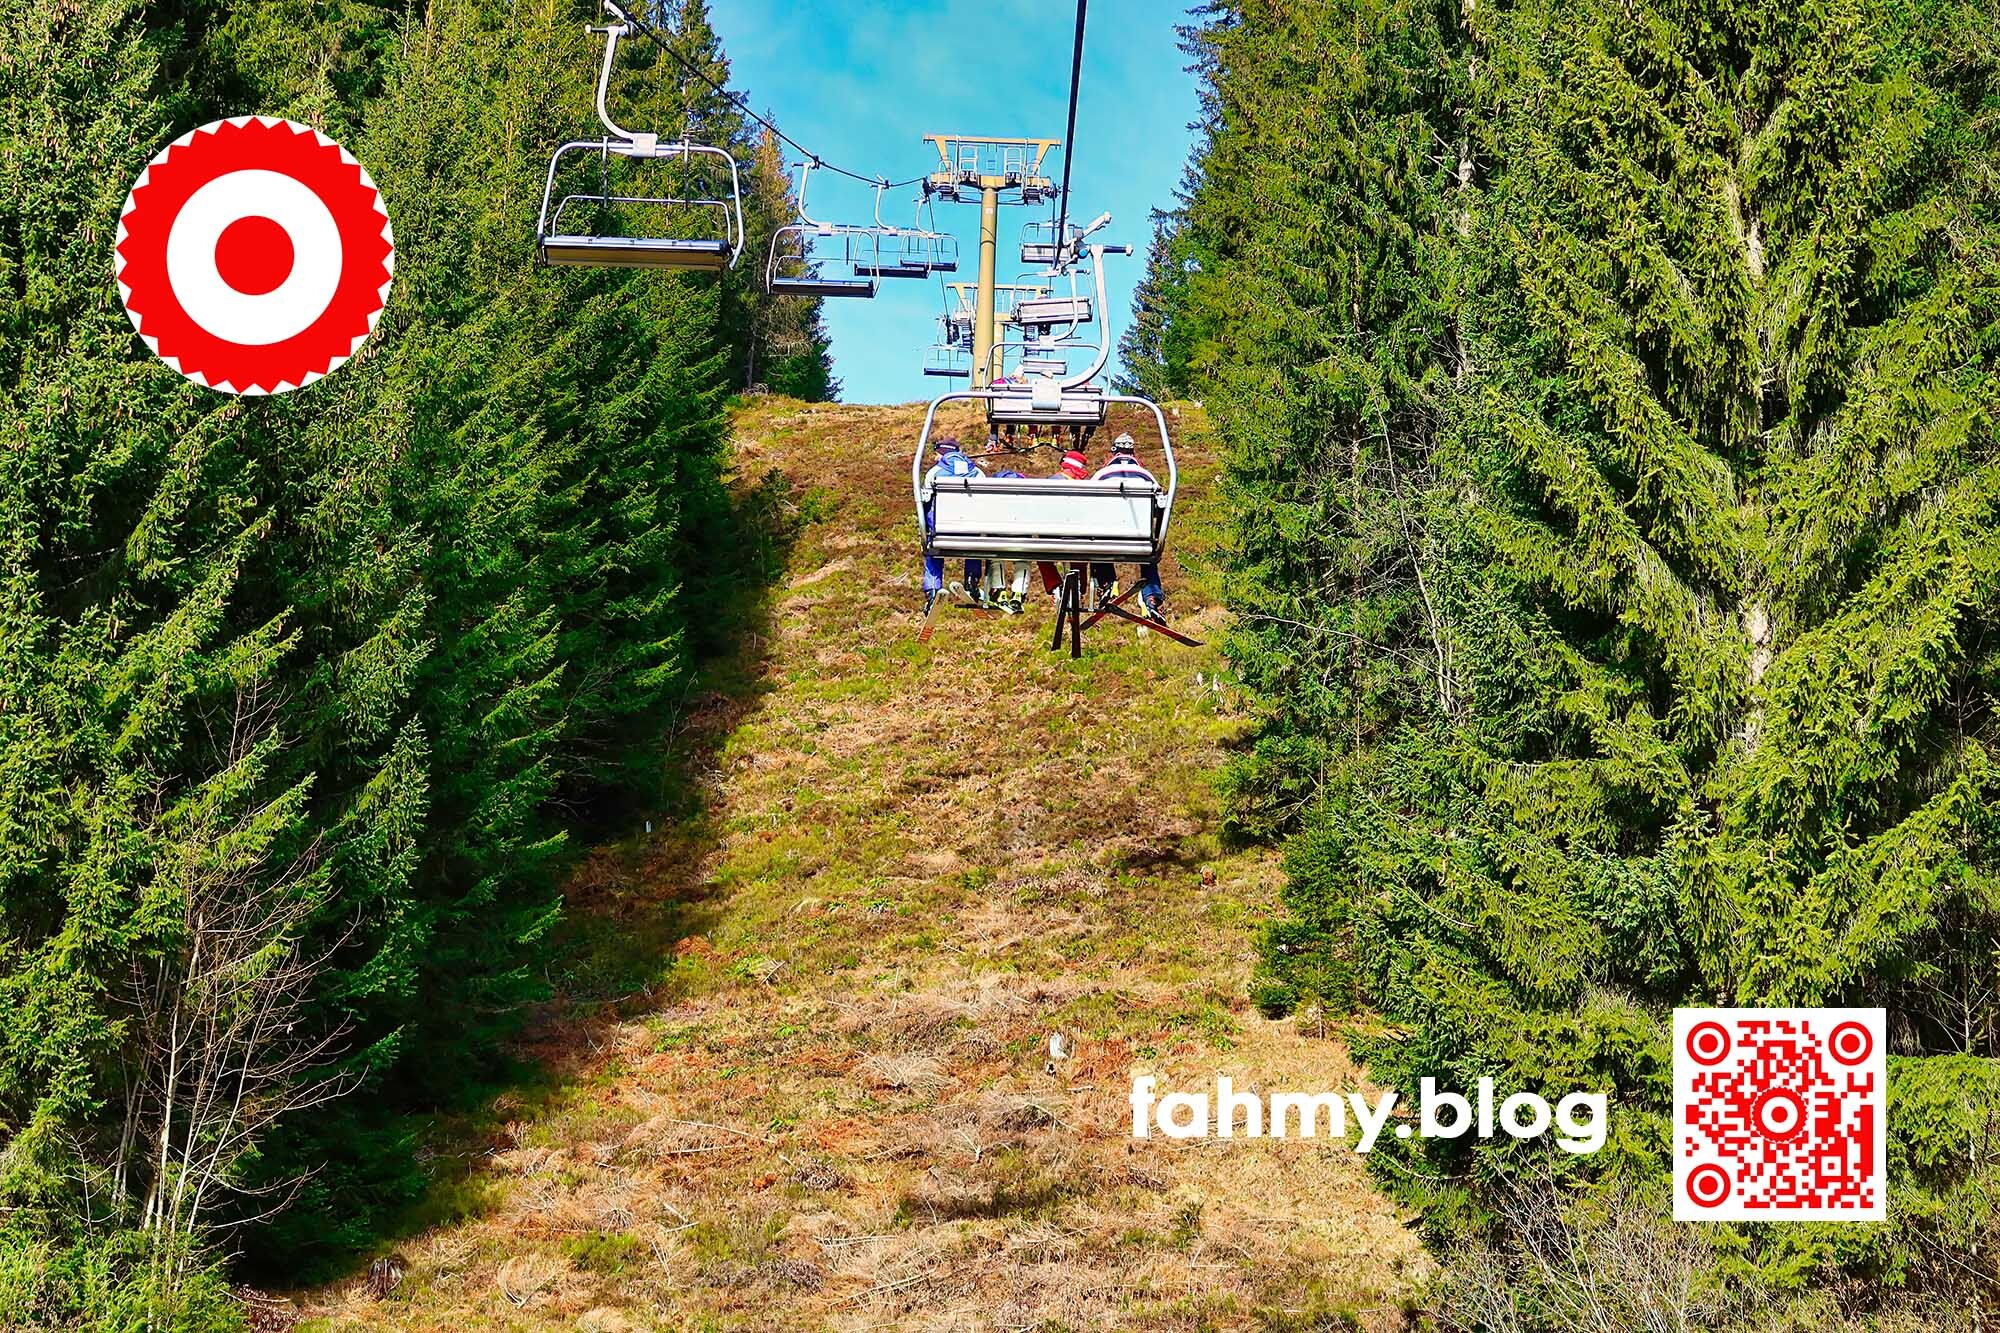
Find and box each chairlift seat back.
[984,384,1108,426]
[1014,295,1094,328]
[770,274,879,297]
[541,234,732,270]
[926,476,1161,561]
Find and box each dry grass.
[286,397,1425,1332]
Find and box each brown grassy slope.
[293,398,1425,1332]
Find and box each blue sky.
[706,0,1201,405]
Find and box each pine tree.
[1113,206,1191,400]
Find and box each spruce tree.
[1,0,756,1297]
[1167,0,2000,1305]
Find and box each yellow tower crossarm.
[923,135,1061,195]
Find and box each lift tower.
[922,136,1059,389]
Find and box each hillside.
[288,398,1424,1332]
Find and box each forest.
[1,0,832,1321]
[5,0,1999,1326]
[1125,0,2000,1325]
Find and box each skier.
[921,437,985,612]
[984,470,1033,613]
[1092,433,1166,622]
[1037,448,1096,597]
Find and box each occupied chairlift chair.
[913,391,1197,656]
[922,238,1196,653]
[1012,259,1095,332]
[766,161,882,298]
[536,1,745,271]
[982,244,1128,429]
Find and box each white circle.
[165,169,342,346]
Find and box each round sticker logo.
[115,117,393,395]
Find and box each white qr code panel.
[1673,1008,1886,1222]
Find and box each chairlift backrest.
[924,345,972,379]
[913,391,1179,563]
[855,185,960,278]
[536,7,745,271]
[1020,218,1077,267]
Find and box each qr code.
[1672,1007,1885,1221]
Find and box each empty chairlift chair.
[856,186,961,279]
[923,344,972,379]
[537,4,745,271]
[1019,218,1075,267]
[767,162,882,298]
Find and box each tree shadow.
[264,460,816,1290]
[544,462,816,1014]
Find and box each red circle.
[116,117,393,395]
[214,215,295,295]
[1753,1088,1808,1142]
[1828,1021,1873,1066]
[1686,1021,1731,1066]
[1686,1164,1731,1208]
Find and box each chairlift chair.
[916,392,1172,564]
[923,345,972,379]
[1021,211,1112,270]
[767,161,882,298]
[1020,218,1076,267]
[856,185,961,278]
[537,4,745,271]
[984,380,1108,427]
[914,391,1197,655]
[981,241,1128,428]
[1014,292,1095,330]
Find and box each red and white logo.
[115,117,393,395]
[1673,1007,1886,1222]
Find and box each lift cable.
[1051,0,1089,257]
[608,0,928,192]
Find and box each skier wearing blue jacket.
[921,437,985,612]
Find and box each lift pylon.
[921,135,1060,389]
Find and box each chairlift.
[945,282,1050,330]
[913,391,1197,655]
[980,242,1126,428]
[856,186,960,279]
[1020,218,1075,266]
[924,345,972,379]
[916,391,1174,564]
[1014,291,1094,330]
[536,3,745,271]
[1010,256,1095,331]
[985,380,1108,426]
[766,161,881,298]
[1020,210,1112,270]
